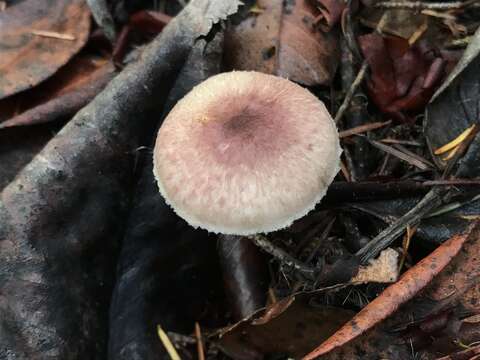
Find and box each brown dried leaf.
[303,227,474,359]
[0,0,91,99]
[225,0,339,85]
[218,299,354,359]
[251,296,296,325]
[0,59,116,129]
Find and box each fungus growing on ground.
[153,71,341,235]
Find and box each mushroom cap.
[153,71,341,235]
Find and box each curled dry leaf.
[350,248,399,284]
[314,0,347,30]
[0,0,91,99]
[303,226,474,359]
[225,0,339,86]
[0,56,116,128]
[359,33,445,121]
[251,296,296,325]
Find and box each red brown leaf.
[359,33,445,121]
[0,0,91,99]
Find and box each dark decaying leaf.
[350,193,480,246]
[0,0,241,358]
[107,4,241,357]
[0,0,91,99]
[0,124,58,192]
[425,45,480,177]
[218,299,355,360]
[224,0,339,86]
[218,235,269,321]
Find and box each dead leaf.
[218,299,355,359]
[251,296,296,325]
[314,0,348,30]
[425,222,480,314]
[425,31,480,176]
[303,226,474,359]
[225,0,339,86]
[0,56,115,128]
[0,0,241,358]
[359,33,445,121]
[0,0,91,99]
[351,248,399,284]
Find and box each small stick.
[380,138,422,147]
[374,0,480,10]
[366,138,433,171]
[339,120,391,138]
[250,235,316,276]
[194,322,205,360]
[31,30,75,41]
[334,13,388,124]
[334,61,368,124]
[356,187,449,264]
[423,178,480,186]
[157,325,181,360]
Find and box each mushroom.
[153,71,341,235]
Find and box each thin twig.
[381,138,422,147]
[334,61,368,124]
[250,235,316,276]
[194,322,205,360]
[30,30,75,41]
[366,137,434,171]
[339,121,391,138]
[334,13,388,124]
[356,187,450,264]
[374,0,480,10]
[423,178,480,186]
[425,193,480,218]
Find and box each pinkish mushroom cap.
[153,71,341,235]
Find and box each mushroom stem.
[218,235,269,320]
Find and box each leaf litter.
[0,0,480,359]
